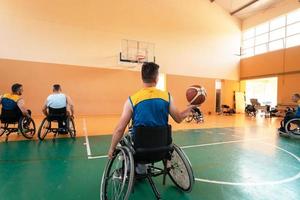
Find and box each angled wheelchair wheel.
[168,144,194,192]
[185,113,193,123]
[100,146,134,200]
[19,117,36,139]
[285,118,300,138]
[38,118,51,140]
[67,117,76,138]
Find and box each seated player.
[107,62,196,174]
[278,93,300,133]
[0,83,31,120]
[42,84,74,133]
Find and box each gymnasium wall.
[241,46,300,105]
[166,75,216,114]
[0,0,240,80]
[241,0,300,105]
[0,59,141,116]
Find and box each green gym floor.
[1,125,300,200]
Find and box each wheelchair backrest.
[47,107,67,121]
[0,108,20,123]
[133,125,172,163]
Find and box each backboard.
[120,39,155,63]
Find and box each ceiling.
[212,0,283,19]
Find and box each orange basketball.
[186,85,207,105]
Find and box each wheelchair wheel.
[19,117,36,139]
[285,118,300,138]
[100,146,134,200]
[67,117,76,138]
[168,144,194,192]
[185,113,193,123]
[38,118,51,140]
[0,122,7,136]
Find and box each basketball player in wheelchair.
[38,84,76,140]
[278,93,300,138]
[0,83,36,141]
[101,62,196,200]
[185,106,204,123]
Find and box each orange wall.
[0,59,141,116]
[240,46,300,105]
[221,80,241,109]
[166,74,215,114]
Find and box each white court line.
[195,140,300,186]
[88,137,271,159]
[180,137,271,149]
[83,118,92,157]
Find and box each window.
[243,38,254,48]
[242,48,254,58]
[255,23,269,35]
[255,44,267,55]
[269,28,285,41]
[255,33,268,45]
[286,22,300,36]
[269,39,284,51]
[286,34,300,48]
[287,9,300,25]
[241,8,300,58]
[270,16,285,30]
[243,28,255,40]
[156,73,166,91]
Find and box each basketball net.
[136,55,146,64]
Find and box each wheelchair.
[0,108,36,142]
[279,114,300,139]
[218,104,235,115]
[245,104,257,117]
[185,108,204,123]
[100,125,194,200]
[38,107,76,141]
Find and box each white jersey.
[47,93,67,109]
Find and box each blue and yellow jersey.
[129,87,170,131]
[1,93,21,110]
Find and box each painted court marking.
[83,127,300,186]
[82,118,91,157]
[194,140,300,186]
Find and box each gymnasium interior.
[0,0,300,199]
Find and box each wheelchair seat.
[101,125,194,200]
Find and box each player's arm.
[169,96,195,123]
[108,99,133,159]
[17,99,30,117]
[0,95,2,104]
[42,99,48,116]
[66,95,74,117]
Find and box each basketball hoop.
[136,55,146,63]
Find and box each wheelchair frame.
[280,118,300,139]
[0,116,36,142]
[100,135,194,200]
[37,115,76,141]
[185,110,204,123]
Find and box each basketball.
[186,85,207,105]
